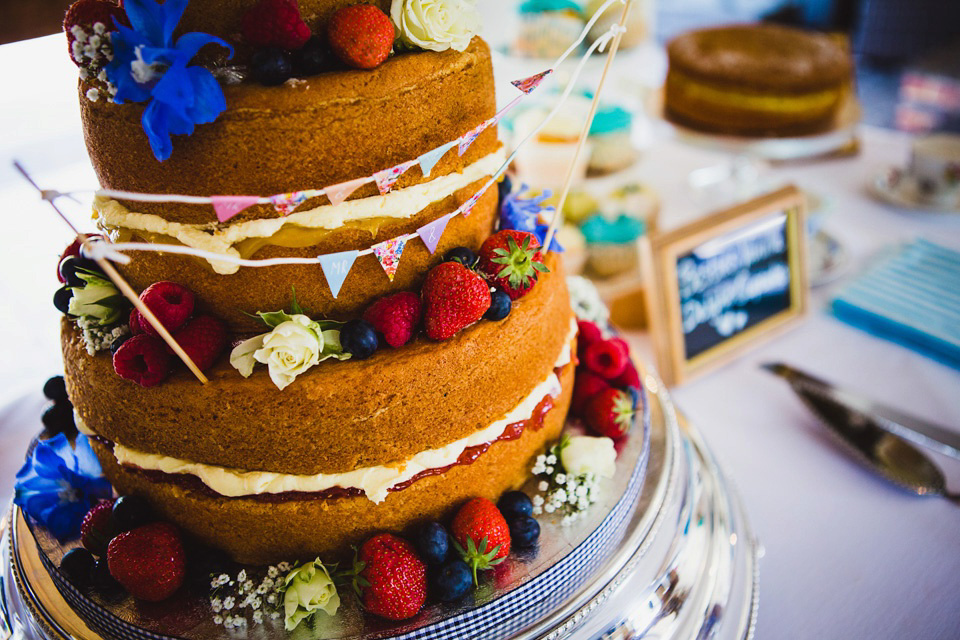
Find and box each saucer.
[870,167,960,213]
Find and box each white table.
[2,33,960,640]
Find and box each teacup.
[909,134,960,203]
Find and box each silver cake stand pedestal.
[0,369,759,640]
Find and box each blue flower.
[14,434,112,540]
[104,0,233,162]
[500,185,564,253]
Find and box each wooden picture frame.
[640,185,808,385]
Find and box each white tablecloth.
[2,33,960,640]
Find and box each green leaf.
[257,309,294,329]
[290,286,306,316]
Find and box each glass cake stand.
[0,363,759,640]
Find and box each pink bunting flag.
[318,249,359,298]
[460,190,484,217]
[374,160,417,196]
[416,215,451,255]
[325,177,368,206]
[270,191,311,216]
[511,69,552,94]
[458,119,492,156]
[372,236,408,281]
[211,195,260,222]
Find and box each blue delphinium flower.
[500,185,564,253]
[14,434,112,540]
[104,0,233,162]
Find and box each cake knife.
[763,362,960,461]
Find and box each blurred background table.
[2,6,960,639]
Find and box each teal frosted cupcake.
[588,104,639,175]
[581,213,646,278]
[514,0,586,59]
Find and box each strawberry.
[355,534,427,621]
[422,262,491,341]
[63,0,128,66]
[582,339,628,380]
[477,230,548,300]
[241,0,311,50]
[57,235,100,283]
[81,499,116,556]
[107,522,186,602]
[133,281,195,337]
[171,315,227,371]
[584,388,635,440]
[112,334,172,387]
[451,497,511,585]
[327,4,395,70]
[363,292,421,348]
[571,370,610,416]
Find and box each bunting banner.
[271,191,311,216]
[458,119,492,157]
[511,69,553,94]
[318,249,360,298]
[374,160,418,196]
[211,195,260,222]
[325,177,368,206]
[460,190,484,218]
[372,237,407,281]
[417,215,452,255]
[418,141,457,178]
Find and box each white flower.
[391,0,481,53]
[561,435,617,479]
[555,473,567,484]
[252,610,263,624]
[281,558,340,631]
[67,271,122,324]
[213,615,223,625]
[223,596,235,610]
[211,597,222,612]
[268,566,279,579]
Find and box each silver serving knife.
[764,363,960,461]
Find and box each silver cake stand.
[0,367,759,640]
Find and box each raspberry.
[571,370,610,416]
[107,522,186,602]
[134,281,195,337]
[577,320,603,346]
[171,315,228,371]
[63,0,128,66]
[81,499,117,556]
[363,292,422,348]
[327,4,395,70]
[242,0,311,50]
[128,307,143,335]
[113,334,173,387]
[614,359,641,390]
[583,339,628,380]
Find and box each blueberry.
[415,522,450,565]
[43,375,68,403]
[497,174,513,206]
[110,333,131,355]
[431,559,473,602]
[60,548,95,589]
[484,289,512,321]
[251,48,293,86]
[509,515,540,549]
[53,285,74,315]
[497,490,532,520]
[339,319,378,360]
[59,255,102,287]
[444,247,476,268]
[111,495,153,531]
[292,36,328,76]
[91,556,124,597]
[42,402,76,436]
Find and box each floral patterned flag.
[324,177,368,206]
[211,195,260,222]
[418,141,457,178]
[459,190,484,218]
[416,215,452,254]
[458,119,492,156]
[270,191,313,216]
[318,249,359,298]
[374,160,417,196]
[511,69,552,94]
[372,237,408,281]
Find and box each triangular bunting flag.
[318,250,359,298]
[460,190,484,217]
[458,119,491,156]
[325,177,368,206]
[271,191,312,216]
[374,160,417,196]
[416,215,451,254]
[511,69,552,94]
[211,195,260,222]
[372,237,408,281]
[417,141,457,178]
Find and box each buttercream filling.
[94,149,507,275]
[78,318,577,503]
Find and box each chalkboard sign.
[641,186,807,385]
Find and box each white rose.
[391,0,481,52]
[282,559,340,630]
[249,315,323,390]
[229,334,265,378]
[561,435,616,478]
[67,272,124,325]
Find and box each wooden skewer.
[15,162,209,385]
[542,0,634,253]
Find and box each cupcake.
[581,213,646,278]
[586,0,651,49]
[588,104,639,175]
[514,0,586,59]
[511,94,594,192]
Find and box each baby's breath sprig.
[531,435,602,526]
[209,564,288,629]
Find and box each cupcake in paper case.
[511,95,594,192]
[586,0,652,49]
[588,104,639,175]
[514,0,586,59]
[581,213,646,278]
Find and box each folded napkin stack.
[831,239,960,370]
